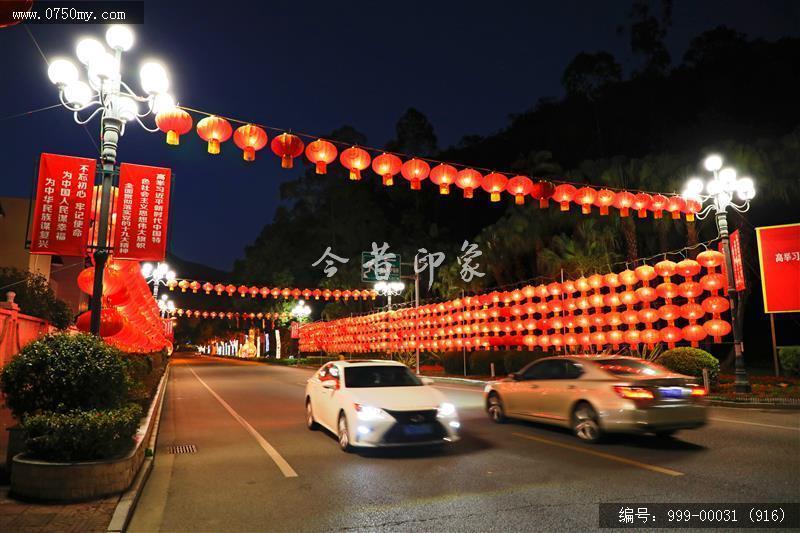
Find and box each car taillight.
[690,386,707,397]
[613,386,654,400]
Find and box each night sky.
[2,0,798,271]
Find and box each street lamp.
[291,300,312,319]
[141,262,176,300]
[157,294,175,318]
[374,280,405,307]
[682,154,756,393]
[48,24,178,335]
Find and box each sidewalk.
[0,486,117,532]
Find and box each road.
[129,354,800,532]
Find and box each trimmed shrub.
[442,352,467,375]
[22,404,143,462]
[469,351,507,376]
[0,333,131,418]
[656,347,720,384]
[504,349,549,373]
[779,346,800,377]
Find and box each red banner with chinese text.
[756,223,800,313]
[113,163,171,261]
[718,230,746,292]
[30,153,96,256]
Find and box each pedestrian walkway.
[0,486,117,532]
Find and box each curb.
[424,375,489,387]
[707,399,800,410]
[106,365,171,533]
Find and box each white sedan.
[305,360,460,452]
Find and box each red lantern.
[506,175,533,204]
[665,196,685,219]
[654,259,677,279]
[574,187,597,214]
[305,139,338,174]
[481,172,508,202]
[156,108,193,146]
[614,191,635,217]
[704,319,731,342]
[696,250,725,270]
[683,198,702,222]
[659,326,681,345]
[233,124,268,161]
[270,133,305,168]
[552,184,576,211]
[676,259,701,278]
[340,146,371,180]
[371,152,403,186]
[656,282,679,300]
[196,115,232,155]
[682,324,707,346]
[76,308,124,337]
[700,273,725,293]
[634,265,657,283]
[401,158,431,190]
[430,164,458,195]
[594,188,616,215]
[650,194,667,218]
[530,181,555,208]
[455,168,482,199]
[657,304,681,322]
[633,192,652,218]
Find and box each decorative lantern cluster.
[165,278,378,302]
[299,251,732,354]
[176,309,289,322]
[155,109,693,217]
[75,259,171,353]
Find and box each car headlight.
[354,404,389,421]
[437,402,457,417]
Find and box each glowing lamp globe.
[63,81,92,107]
[76,38,105,66]
[430,164,458,195]
[340,146,371,180]
[455,168,482,199]
[106,25,134,51]
[305,139,338,174]
[401,158,430,190]
[196,116,233,155]
[48,58,79,86]
[156,108,193,145]
[140,62,169,94]
[233,124,268,161]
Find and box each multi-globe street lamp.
[47,24,177,334]
[141,261,176,300]
[374,280,405,307]
[158,294,176,318]
[291,300,312,319]
[683,154,756,393]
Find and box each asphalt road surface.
[129,354,800,532]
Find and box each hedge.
[656,347,720,384]
[779,346,800,377]
[23,404,143,462]
[469,351,507,376]
[504,349,549,373]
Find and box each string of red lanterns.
[165,279,378,301]
[175,309,289,321]
[154,107,700,220]
[299,250,732,354]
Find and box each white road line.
[709,417,800,431]
[189,368,298,478]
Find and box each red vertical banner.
[30,153,96,256]
[113,162,172,261]
[290,321,300,339]
[756,223,800,313]
[718,230,746,292]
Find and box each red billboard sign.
[30,153,96,256]
[113,163,172,261]
[756,223,800,313]
[718,230,746,292]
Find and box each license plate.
[659,386,688,398]
[403,424,433,435]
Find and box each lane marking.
[188,367,298,478]
[709,417,800,431]
[512,432,684,477]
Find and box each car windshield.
[344,365,423,388]
[595,359,670,377]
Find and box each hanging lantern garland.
[157,107,701,219]
[165,278,378,302]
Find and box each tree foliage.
[0,267,73,328]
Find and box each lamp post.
[683,154,755,393]
[48,25,177,335]
[141,262,176,300]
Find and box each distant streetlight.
[374,280,405,306]
[291,299,312,319]
[48,24,178,335]
[682,154,755,393]
[158,296,176,318]
[142,262,176,300]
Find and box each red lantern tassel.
[600,206,609,215]
[464,188,473,199]
[560,201,569,211]
[515,194,524,205]
[383,175,393,186]
[638,208,647,218]
[440,184,449,195]
[167,130,179,145]
[208,139,220,155]
[539,198,549,208]
[671,211,680,219]
[654,210,662,219]
[686,213,695,222]
[412,179,421,190]
[281,155,293,168]
[619,207,629,217]
[349,169,361,181]
[491,192,500,202]
[315,161,327,174]
[243,147,255,162]
[582,204,591,214]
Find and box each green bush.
[469,351,507,376]
[504,349,549,373]
[442,352,467,375]
[656,347,720,384]
[22,404,143,462]
[779,346,800,377]
[0,333,131,418]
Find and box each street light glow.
[76,38,105,65]
[47,58,79,86]
[703,154,723,172]
[63,81,92,106]
[105,25,134,51]
[116,96,138,122]
[140,61,170,94]
[88,52,119,88]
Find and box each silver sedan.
[484,355,707,442]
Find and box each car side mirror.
[421,377,434,385]
[321,380,337,389]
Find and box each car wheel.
[337,412,352,452]
[305,399,318,430]
[487,393,507,423]
[572,402,602,443]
